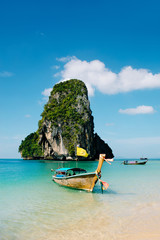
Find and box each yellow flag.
[77,146,88,157]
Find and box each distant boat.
[52,154,113,192]
[140,157,148,160]
[123,159,148,165]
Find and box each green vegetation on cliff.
[18,132,43,158]
[38,79,89,129]
[38,79,91,156]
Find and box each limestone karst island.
[19,79,114,160]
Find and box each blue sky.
[1,0,160,158]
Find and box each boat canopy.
[55,167,87,177]
[69,168,87,172]
[56,167,86,172]
[56,168,70,172]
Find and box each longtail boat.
[123,159,148,165]
[52,154,113,192]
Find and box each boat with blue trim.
[52,154,113,192]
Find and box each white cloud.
[36,31,46,37]
[55,57,160,96]
[51,65,60,70]
[56,56,77,62]
[0,71,13,77]
[42,88,52,97]
[42,57,160,103]
[25,114,31,118]
[119,105,155,115]
[40,88,53,104]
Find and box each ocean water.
[0,158,160,240]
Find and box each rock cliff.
[19,79,114,160]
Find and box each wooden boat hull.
[53,172,98,191]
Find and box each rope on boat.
[95,172,109,193]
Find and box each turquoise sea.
[1,158,160,240]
